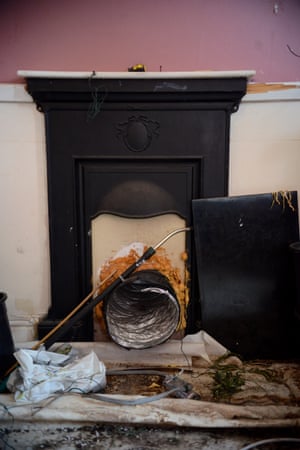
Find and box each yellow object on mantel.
[247,83,299,94]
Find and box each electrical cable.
[84,387,181,406]
[240,437,300,450]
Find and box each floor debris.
[1,423,300,450]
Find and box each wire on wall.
[87,71,108,122]
[287,44,300,58]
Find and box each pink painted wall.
[0,0,300,83]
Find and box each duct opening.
[103,270,180,349]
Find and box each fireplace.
[20,70,252,343]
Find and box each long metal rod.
[2,226,191,380]
[44,226,191,349]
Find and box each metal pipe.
[44,226,191,349]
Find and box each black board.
[192,192,299,359]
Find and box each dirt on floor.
[1,423,300,450]
[104,355,300,408]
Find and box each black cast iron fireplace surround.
[23,73,249,341]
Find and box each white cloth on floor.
[7,349,106,403]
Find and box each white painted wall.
[230,88,300,197]
[0,85,50,342]
[1,83,300,343]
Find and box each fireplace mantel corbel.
[18,69,254,342]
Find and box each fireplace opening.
[91,213,189,346]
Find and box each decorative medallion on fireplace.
[116,115,160,152]
[22,71,250,343]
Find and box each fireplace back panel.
[25,76,248,341]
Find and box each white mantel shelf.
[17,69,256,80]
